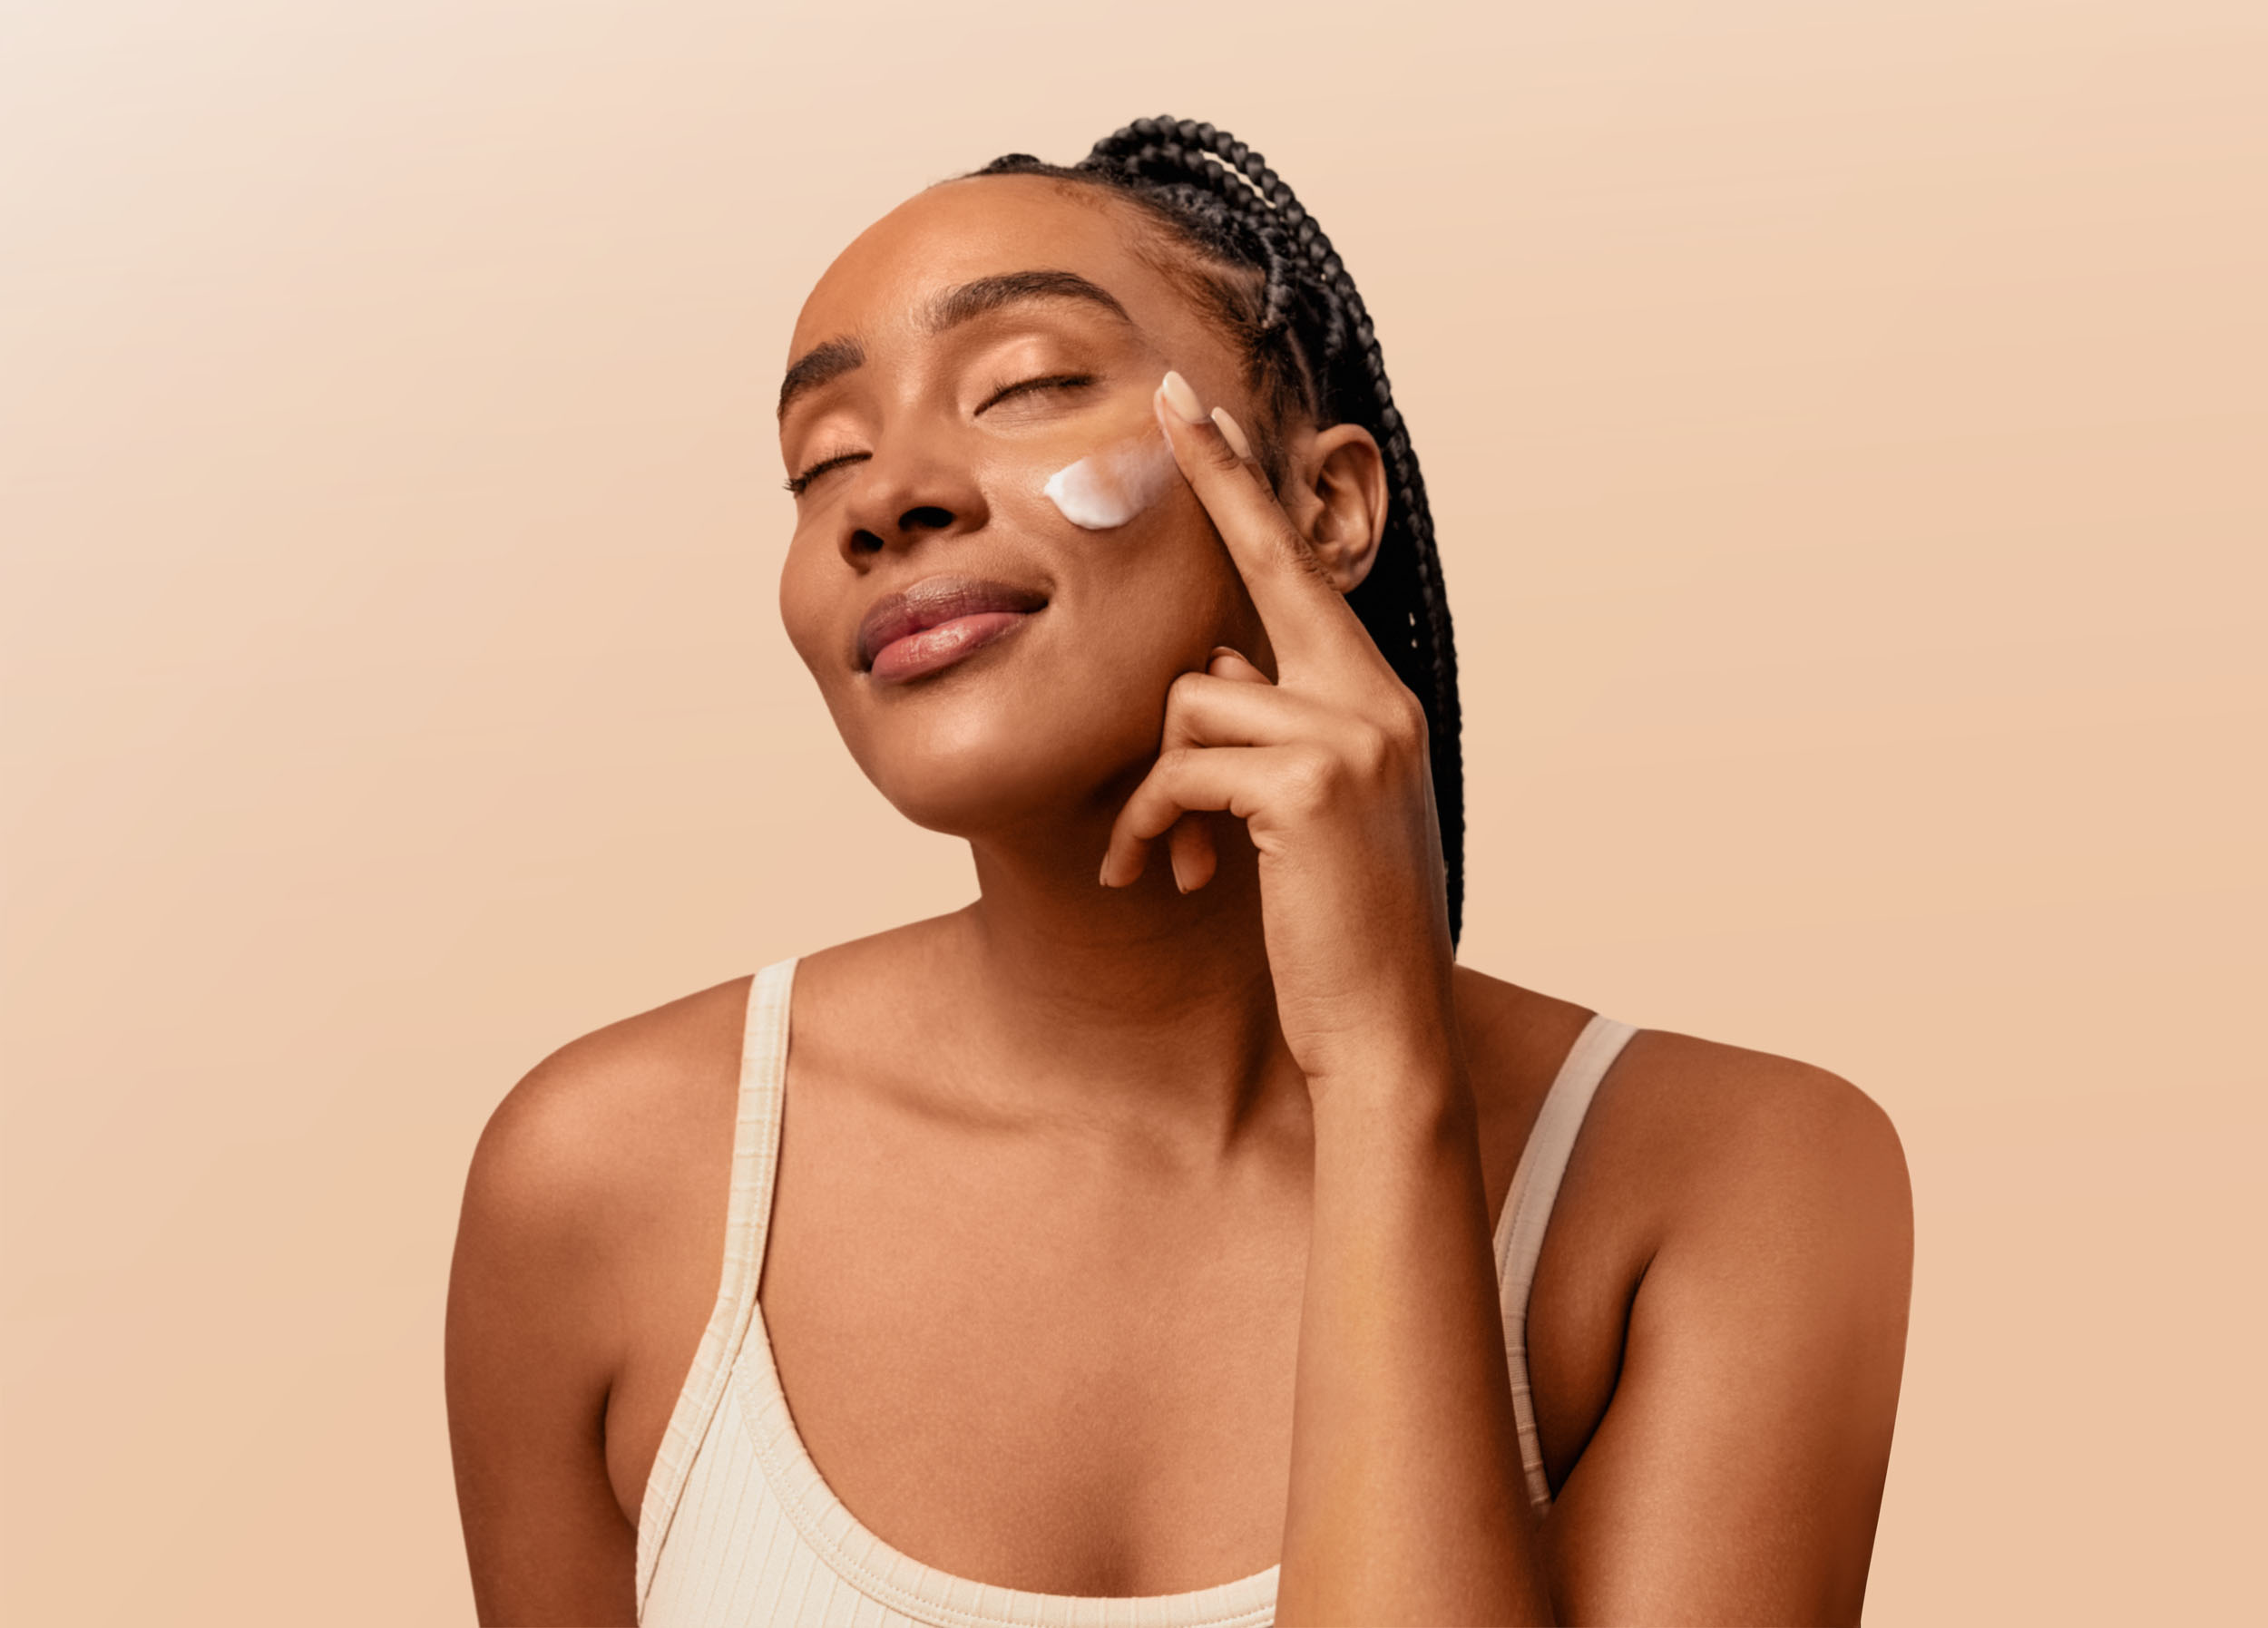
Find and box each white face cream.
[1041,431,1179,531]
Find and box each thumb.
[1207,645,1274,686]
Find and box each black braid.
[975,117,1466,945]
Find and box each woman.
[446,117,1913,1626]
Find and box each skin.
[446,173,1914,1625]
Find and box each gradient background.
[5,2,2262,1622]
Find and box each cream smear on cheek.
[1041,428,1178,530]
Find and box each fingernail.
[1160,370,1207,424]
[1099,856,1115,887]
[1210,406,1253,462]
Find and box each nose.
[836,436,988,566]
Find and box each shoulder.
[1515,1019,1911,1619]
[447,974,752,1506]
[1490,989,1912,1590]
[445,980,747,1617]
[455,975,752,1289]
[1554,1018,1914,1416]
[1597,1025,1911,1257]
[1451,960,1910,1284]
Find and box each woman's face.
[776,175,1275,843]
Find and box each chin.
[837,673,1158,842]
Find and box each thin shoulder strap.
[1494,1011,1639,1515]
[634,957,797,1606]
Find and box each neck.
[944,824,1307,1151]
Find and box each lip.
[855,575,1050,685]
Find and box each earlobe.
[1298,424,1388,594]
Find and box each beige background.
[5,1,2262,1622]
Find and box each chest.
[755,1115,1314,1594]
[605,1004,1647,1594]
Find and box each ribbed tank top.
[637,958,1637,1628]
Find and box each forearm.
[1276,1053,1555,1626]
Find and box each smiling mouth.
[856,576,1050,685]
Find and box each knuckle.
[1344,720,1393,779]
[1149,746,1205,804]
[1276,745,1341,814]
[1165,670,1209,713]
[1126,792,1176,839]
[1383,683,1429,744]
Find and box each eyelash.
[980,371,1095,410]
[784,453,863,496]
[783,374,1097,496]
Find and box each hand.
[1100,372,1459,1096]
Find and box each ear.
[1282,423,1387,594]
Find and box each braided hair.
[973,116,1466,945]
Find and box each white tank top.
[638,958,1637,1627]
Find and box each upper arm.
[1545,1058,1914,1624]
[446,1048,640,1626]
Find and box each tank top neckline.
[635,955,1640,1627]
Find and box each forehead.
[788,174,1198,359]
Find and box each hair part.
[971,117,1468,945]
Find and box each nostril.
[899,505,953,533]
[850,530,885,555]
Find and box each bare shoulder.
[446,975,755,1619]
[1543,1010,1912,1484]
[1438,963,1909,1258]
[449,972,754,1424]
[459,911,953,1251]
[460,975,752,1253]
[1529,1019,1911,1619]
[444,978,752,1614]
[1454,961,1912,1394]
[1590,1022,1911,1255]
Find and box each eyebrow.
[776,336,866,422]
[777,269,1133,421]
[919,268,1131,335]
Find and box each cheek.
[1080,489,1256,667]
[777,532,844,680]
[1040,428,1178,531]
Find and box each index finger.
[1155,370,1374,675]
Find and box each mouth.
[855,575,1050,686]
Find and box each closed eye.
[977,373,1095,413]
[785,451,868,496]
[787,375,1094,493]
